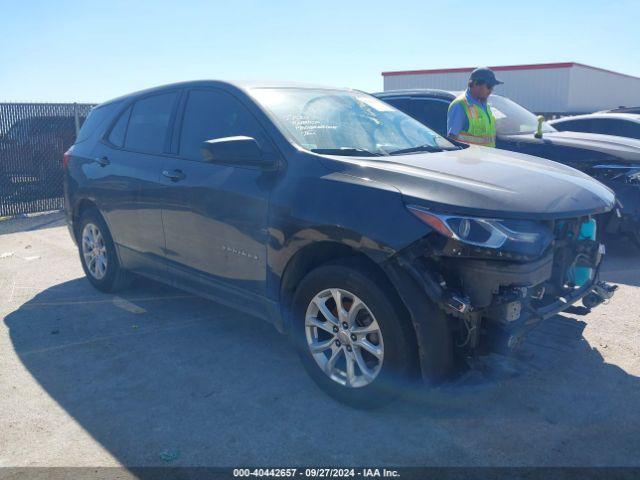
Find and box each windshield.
[489,95,557,135]
[250,88,456,156]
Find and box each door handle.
[162,169,186,181]
[94,156,110,167]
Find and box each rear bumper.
[64,207,77,246]
[67,223,77,246]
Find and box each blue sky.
[1,0,638,102]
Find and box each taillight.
[63,150,71,170]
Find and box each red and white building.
[382,62,640,115]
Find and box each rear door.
[159,88,275,303]
[91,90,179,279]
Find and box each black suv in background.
[374,90,640,246]
[65,81,616,406]
[1,115,85,193]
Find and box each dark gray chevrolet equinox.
[64,81,617,407]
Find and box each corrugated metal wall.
[383,65,640,114]
[383,71,471,92]
[383,68,571,113]
[568,66,640,113]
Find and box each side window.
[108,106,132,147]
[179,89,266,161]
[590,119,639,138]
[630,123,640,140]
[76,102,121,143]
[410,100,449,137]
[125,92,177,154]
[589,119,616,136]
[554,119,592,133]
[7,120,30,141]
[381,97,411,115]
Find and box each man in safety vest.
[447,67,503,147]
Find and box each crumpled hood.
[326,146,615,219]
[501,131,640,163]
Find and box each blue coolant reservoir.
[571,219,597,286]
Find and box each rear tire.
[77,208,131,293]
[292,263,418,408]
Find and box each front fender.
[266,171,429,301]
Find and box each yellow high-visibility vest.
[449,93,496,147]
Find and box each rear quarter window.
[107,106,132,147]
[76,102,122,143]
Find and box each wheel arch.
[281,241,423,385]
[279,241,414,342]
[73,198,100,241]
[72,198,126,268]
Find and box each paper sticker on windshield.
[285,114,337,136]
[490,106,506,119]
[356,95,395,112]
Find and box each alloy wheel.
[305,288,384,388]
[81,223,108,280]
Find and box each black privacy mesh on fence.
[0,102,95,217]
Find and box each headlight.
[407,205,554,258]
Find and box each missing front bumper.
[388,232,617,359]
[488,278,618,352]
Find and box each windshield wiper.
[310,147,385,157]
[388,144,446,155]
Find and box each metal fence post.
[73,102,80,136]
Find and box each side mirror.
[201,136,274,168]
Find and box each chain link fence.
[0,102,96,217]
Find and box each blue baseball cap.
[469,67,504,87]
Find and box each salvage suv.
[64,81,617,407]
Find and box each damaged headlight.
[407,205,554,258]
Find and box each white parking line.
[19,294,197,308]
[112,296,146,314]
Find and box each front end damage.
[384,213,617,381]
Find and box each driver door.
[159,88,275,300]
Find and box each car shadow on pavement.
[4,274,640,467]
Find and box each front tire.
[77,208,131,293]
[292,263,418,408]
